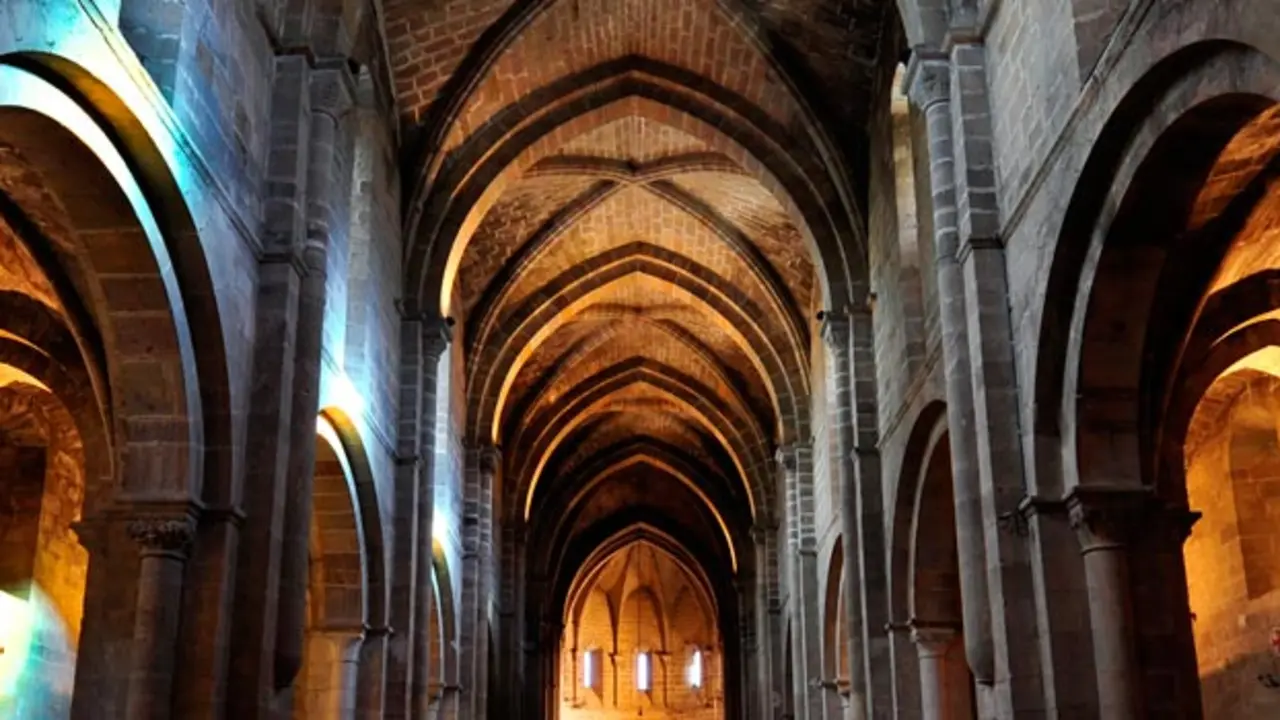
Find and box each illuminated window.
[636,651,652,692]
[687,648,703,689]
[582,648,600,690]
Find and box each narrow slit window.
[582,648,601,690]
[687,648,703,688]
[636,651,651,692]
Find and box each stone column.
[125,511,197,719]
[356,624,391,716]
[821,312,867,720]
[413,320,452,717]
[911,626,956,720]
[781,444,825,720]
[227,53,310,715]
[276,63,356,696]
[748,527,779,718]
[498,526,527,720]
[1066,486,1148,720]
[823,309,890,719]
[904,49,994,688]
[460,444,500,718]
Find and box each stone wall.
[1185,372,1280,718]
[561,549,721,720]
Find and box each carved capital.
[906,53,952,110]
[1065,485,1153,553]
[127,515,196,556]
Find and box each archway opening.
[909,432,975,720]
[560,539,723,720]
[293,425,367,719]
[1059,48,1280,715]
[0,375,87,718]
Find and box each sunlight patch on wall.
[0,585,74,719]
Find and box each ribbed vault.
[389,1,895,710]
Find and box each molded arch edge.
[317,409,389,627]
[1,51,235,502]
[0,58,220,500]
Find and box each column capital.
[909,622,958,657]
[308,63,357,119]
[423,316,454,360]
[126,514,196,558]
[904,50,952,110]
[775,444,798,475]
[818,309,851,355]
[471,443,502,476]
[1065,484,1153,553]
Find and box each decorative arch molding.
[313,411,389,629]
[0,335,112,509]
[1033,39,1280,495]
[468,245,804,447]
[406,59,866,319]
[537,437,745,523]
[822,537,846,681]
[0,51,235,501]
[319,408,389,628]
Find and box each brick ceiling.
[385,0,896,576]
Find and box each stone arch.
[822,538,849,686]
[292,416,371,719]
[320,408,389,630]
[1036,39,1280,497]
[0,54,233,503]
[544,452,743,572]
[0,64,198,498]
[309,416,369,628]
[515,360,766,524]
[431,542,459,704]
[468,248,801,449]
[406,62,865,323]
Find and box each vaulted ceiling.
[383,0,899,597]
